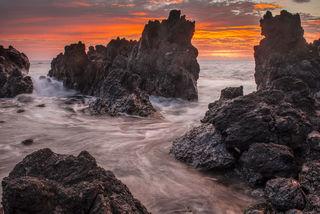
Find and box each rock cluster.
[49,10,199,117]
[0,46,33,97]
[171,10,320,213]
[1,148,150,214]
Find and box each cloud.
[293,0,310,3]
[0,0,318,60]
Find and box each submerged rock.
[21,139,33,146]
[49,10,199,117]
[1,148,150,214]
[0,45,33,98]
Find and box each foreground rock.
[1,148,150,214]
[49,10,199,117]
[0,45,33,97]
[171,10,320,213]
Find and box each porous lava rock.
[1,148,150,214]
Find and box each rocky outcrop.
[171,10,320,213]
[0,45,33,97]
[1,148,150,214]
[128,10,199,100]
[49,10,199,117]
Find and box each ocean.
[0,60,257,214]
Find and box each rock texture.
[49,10,199,117]
[171,10,320,213]
[0,45,33,97]
[1,148,150,214]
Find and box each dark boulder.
[240,143,296,185]
[1,148,150,214]
[171,123,235,170]
[0,45,33,97]
[265,178,305,211]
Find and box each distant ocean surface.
[0,60,257,214]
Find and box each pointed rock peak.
[260,10,304,41]
[168,9,181,22]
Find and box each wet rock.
[21,139,33,146]
[244,203,274,214]
[0,120,5,123]
[17,94,34,103]
[240,143,296,185]
[0,45,33,98]
[128,10,200,100]
[265,178,305,211]
[36,103,45,107]
[202,90,311,153]
[303,194,320,213]
[220,86,243,100]
[251,188,265,199]
[301,161,320,195]
[171,123,235,170]
[49,10,199,117]
[1,148,150,214]
[16,109,25,113]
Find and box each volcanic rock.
[128,10,200,100]
[0,45,33,97]
[240,143,297,185]
[265,178,305,211]
[49,10,199,117]
[1,148,150,214]
[171,123,235,170]
[220,86,243,100]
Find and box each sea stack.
[1,149,150,214]
[0,46,33,97]
[171,10,320,213]
[48,10,200,117]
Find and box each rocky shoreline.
[171,10,320,213]
[48,10,199,117]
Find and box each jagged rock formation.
[0,45,33,97]
[171,10,320,213]
[49,10,199,117]
[128,10,199,100]
[1,148,150,214]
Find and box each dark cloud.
[293,0,311,3]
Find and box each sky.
[0,0,319,60]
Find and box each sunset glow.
[0,0,319,60]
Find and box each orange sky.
[0,0,319,60]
